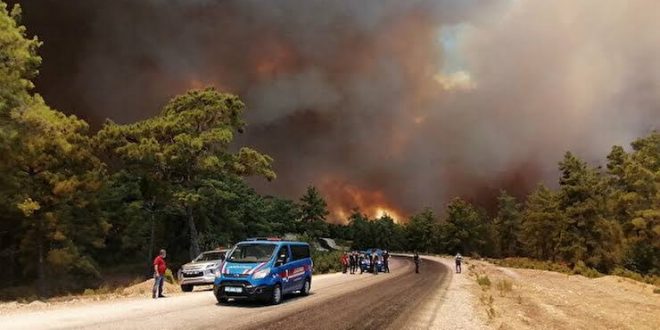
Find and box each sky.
[10,0,660,222]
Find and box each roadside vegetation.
[0,1,657,301]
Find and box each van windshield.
[226,243,276,263]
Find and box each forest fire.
[321,178,405,224]
[15,0,659,218]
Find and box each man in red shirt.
[152,249,167,298]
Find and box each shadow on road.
[215,292,318,309]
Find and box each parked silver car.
[179,249,228,292]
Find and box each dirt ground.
[0,279,183,315]
[464,259,660,330]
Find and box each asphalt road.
[0,257,450,330]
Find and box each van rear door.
[287,244,311,291]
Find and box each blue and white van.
[213,238,313,305]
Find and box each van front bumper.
[214,280,273,301]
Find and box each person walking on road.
[455,253,463,274]
[341,252,349,274]
[152,249,167,298]
[413,252,420,274]
[383,250,390,273]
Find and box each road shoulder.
[403,256,489,330]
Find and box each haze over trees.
[0,2,657,299]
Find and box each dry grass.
[466,259,660,330]
[477,274,491,289]
[496,279,513,296]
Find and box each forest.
[0,3,657,298]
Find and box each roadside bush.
[572,261,601,278]
[612,267,660,286]
[477,274,491,289]
[492,258,572,274]
[164,269,176,284]
[312,250,343,274]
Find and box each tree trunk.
[187,206,201,259]
[147,210,155,267]
[37,235,47,298]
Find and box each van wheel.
[181,284,193,292]
[270,284,282,305]
[300,279,311,296]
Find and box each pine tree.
[298,186,329,238]
[493,190,522,257]
[606,132,659,274]
[557,152,620,271]
[0,3,108,296]
[97,88,275,259]
[521,184,562,260]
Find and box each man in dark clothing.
[152,249,167,298]
[413,252,420,274]
[455,253,463,274]
[348,251,355,274]
[383,250,390,273]
[368,251,374,273]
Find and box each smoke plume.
[13,0,660,222]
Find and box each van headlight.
[252,268,271,279]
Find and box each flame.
[250,37,297,80]
[320,177,405,224]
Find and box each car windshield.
[226,243,276,263]
[195,252,225,262]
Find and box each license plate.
[224,286,242,293]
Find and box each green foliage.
[557,152,621,272]
[0,2,41,118]
[520,185,562,261]
[97,88,275,259]
[311,250,343,274]
[0,3,107,297]
[439,198,490,256]
[493,190,522,257]
[405,208,437,253]
[611,267,660,286]
[606,132,659,275]
[572,260,602,278]
[298,186,329,238]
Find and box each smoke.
[13,0,660,221]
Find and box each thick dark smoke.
[12,0,659,222]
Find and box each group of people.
[340,249,390,275]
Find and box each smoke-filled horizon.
[12,0,659,222]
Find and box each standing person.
[413,252,420,274]
[383,250,390,273]
[152,249,167,299]
[369,249,376,274]
[455,253,463,274]
[350,251,357,274]
[341,252,349,274]
[359,253,365,274]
